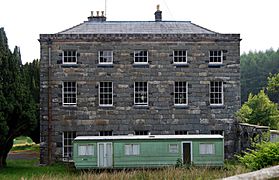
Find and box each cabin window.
[173,50,187,64]
[134,82,148,106]
[99,82,113,106]
[124,144,140,155]
[199,143,215,155]
[63,131,76,161]
[209,50,223,64]
[78,144,94,156]
[209,81,223,105]
[62,81,77,106]
[134,50,148,64]
[174,82,188,106]
[98,51,113,64]
[63,50,77,64]
[169,144,179,153]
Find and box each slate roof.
[58,21,216,35]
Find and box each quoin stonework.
[39,7,241,164]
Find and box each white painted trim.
[173,50,188,64]
[134,50,148,64]
[208,50,223,65]
[174,81,188,106]
[98,50,113,65]
[99,81,113,106]
[97,142,113,168]
[134,81,148,106]
[62,50,78,64]
[62,81,77,106]
[209,81,224,106]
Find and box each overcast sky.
[1,0,279,63]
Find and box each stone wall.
[40,33,241,163]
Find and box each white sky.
[1,0,279,63]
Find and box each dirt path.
[7,150,39,160]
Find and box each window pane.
[173,50,187,64]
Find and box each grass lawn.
[0,158,250,180]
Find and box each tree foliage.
[236,90,279,130]
[240,49,279,104]
[237,142,279,170]
[266,73,279,104]
[0,27,37,168]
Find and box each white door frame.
[97,142,113,168]
[181,141,192,164]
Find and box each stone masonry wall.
[40,34,240,163]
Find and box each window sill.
[173,63,189,67]
[208,64,223,68]
[97,64,114,68]
[209,105,225,109]
[61,64,80,68]
[99,105,114,109]
[174,105,189,109]
[133,105,149,109]
[133,64,149,68]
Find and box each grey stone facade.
[39,11,240,164]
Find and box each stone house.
[39,7,241,164]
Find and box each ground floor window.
[99,130,113,136]
[211,130,224,136]
[175,130,188,135]
[169,144,179,153]
[63,131,76,160]
[125,144,140,155]
[134,130,149,135]
[199,143,215,155]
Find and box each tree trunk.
[0,139,14,168]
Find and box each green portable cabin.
[73,134,224,169]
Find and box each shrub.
[237,142,279,170]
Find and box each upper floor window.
[99,82,113,106]
[199,143,215,155]
[63,131,76,161]
[174,82,188,106]
[63,50,77,64]
[99,51,113,64]
[63,81,77,106]
[134,82,148,106]
[134,50,148,64]
[209,81,223,105]
[173,50,187,64]
[209,50,223,64]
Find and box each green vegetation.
[0,27,39,168]
[0,159,249,180]
[236,90,279,129]
[267,73,279,104]
[240,49,279,104]
[237,142,279,170]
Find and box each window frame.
[134,50,148,64]
[62,50,77,64]
[169,144,179,153]
[62,81,77,106]
[99,81,113,107]
[124,144,140,156]
[199,143,215,155]
[173,50,188,65]
[62,131,76,161]
[174,81,188,106]
[98,51,113,65]
[78,144,94,156]
[134,82,148,106]
[209,81,224,106]
[209,50,223,65]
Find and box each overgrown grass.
[0,159,250,180]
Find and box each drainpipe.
[47,39,52,165]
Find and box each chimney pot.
[91,11,94,17]
[154,5,162,22]
[97,11,99,16]
[101,11,104,16]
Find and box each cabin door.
[98,142,113,168]
[182,142,191,164]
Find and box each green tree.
[267,73,279,104]
[236,90,279,129]
[0,28,36,168]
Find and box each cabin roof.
[74,134,223,141]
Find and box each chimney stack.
[154,4,162,22]
[88,10,107,22]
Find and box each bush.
[237,142,279,170]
